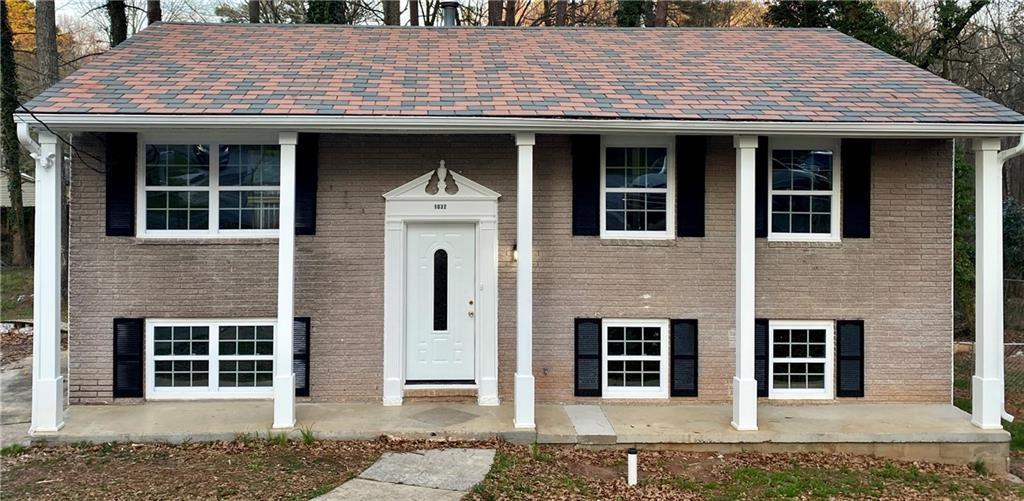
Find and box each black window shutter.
[294,317,311,397]
[571,135,601,236]
[105,132,137,236]
[755,318,769,397]
[574,318,602,396]
[754,136,769,238]
[841,139,871,238]
[836,320,865,397]
[676,137,706,238]
[670,319,698,397]
[113,318,144,398]
[295,133,319,236]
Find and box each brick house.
[15,21,1024,446]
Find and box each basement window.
[768,320,834,400]
[148,319,275,399]
[602,319,670,399]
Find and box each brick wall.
[68,133,951,404]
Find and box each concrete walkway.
[1,352,67,448]
[315,448,495,500]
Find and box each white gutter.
[13,113,1024,138]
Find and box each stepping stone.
[315,478,464,501]
[360,448,495,491]
[564,405,616,444]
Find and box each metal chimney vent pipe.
[440,1,460,26]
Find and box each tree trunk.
[488,1,502,25]
[642,0,655,27]
[384,0,401,25]
[248,0,260,23]
[654,0,668,27]
[410,0,420,25]
[147,1,163,24]
[107,1,128,46]
[35,0,59,88]
[1,0,30,266]
[554,0,567,25]
[503,0,516,26]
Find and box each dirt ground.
[3,439,1023,500]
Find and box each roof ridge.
[152,22,838,32]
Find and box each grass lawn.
[0,265,34,321]
[3,438,1023,500]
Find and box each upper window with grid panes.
[141,143,280,236]
[601,139,674,239]
[769,140,840,242]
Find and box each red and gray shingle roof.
[24,22,1024,123]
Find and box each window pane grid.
[151,323,274,394]
[154,360,209,388]
[769,147,835,237]
[145,144,210,187]
[143,143,281,233]
[219,360,274,388]
[605,325,664,391]
[771,327,828,392]
[604,146,668,234]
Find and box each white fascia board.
[13,113,1024,138]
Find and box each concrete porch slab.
[32,401,1007,447]
[31,401,534,445]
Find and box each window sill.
[597,238,678,247]
[764,240,843,249]
[134,237,279,246]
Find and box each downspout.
[17,122,55,172]
[17,122,41,158]
[997,133,1024,423]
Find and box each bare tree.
[554,0,567,26]
[384,0,401,25]
[487,0,502,25]
[148,1,163,24]
[107,1,128,46]
[503,0,516,26]
[1,0,29,266]
[36,0,60,88]
[249,0,260,22]
[654,0,668,27]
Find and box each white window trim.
[135,132,282,239]
[601,318,670,399]
[768,319,834,400]
[766,137,842,243]
[599,135,676,240]
[146,318,276,400]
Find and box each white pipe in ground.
[627,448,638,486]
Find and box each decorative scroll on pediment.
[382,160,500,202]
[425,161,459,195]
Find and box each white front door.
[406,222,476,382]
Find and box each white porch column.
[30,131,64,433]
[972,137,1004,429]
[514,132,536,429]
[732,135,758,431]
[273,132,298,429]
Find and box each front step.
[403,387,478,402]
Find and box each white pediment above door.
[383,161,501,202]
